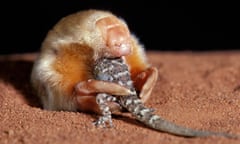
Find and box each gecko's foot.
[149,108,155,113]
[93,115,113,128]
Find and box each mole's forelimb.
[93,57,239,139]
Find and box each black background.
[1,1,239,54]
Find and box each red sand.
[0,51,240,144]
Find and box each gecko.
[93,57,238,138]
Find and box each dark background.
[1,1,239,54]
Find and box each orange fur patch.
[53,43,94,95]
[125,42,148,78]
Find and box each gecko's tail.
[121,96,238,138]
[136,111,235,138]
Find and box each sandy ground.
[0,51,240,144]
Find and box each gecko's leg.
[75,79,134,96]
[76,95,122,114]
[133,67,158,103]
[93,93,118,127]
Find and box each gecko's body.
[93,57,237,138]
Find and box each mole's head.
[96,16,132,58]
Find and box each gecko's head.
[96,16,132,58]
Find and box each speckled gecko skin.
[93,57,238,138]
